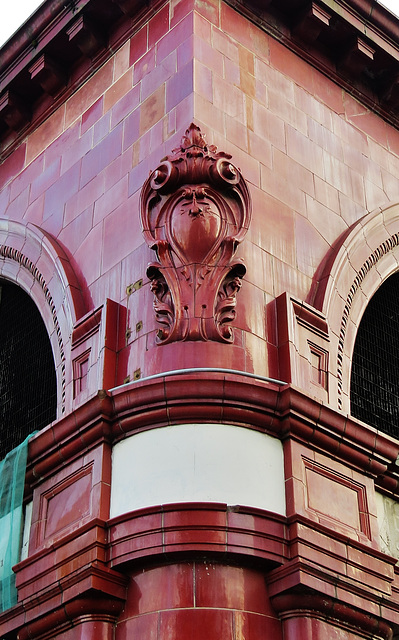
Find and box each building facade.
[0,0,399,637]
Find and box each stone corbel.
[67,15,104,58]
[29,54,66,97]
[338,37,375,77]
[0,90,30,131]
[293,2,331,43]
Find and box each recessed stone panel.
[44,466,93,538]
[305,463,361,531]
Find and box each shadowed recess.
[351,272,399,436]
[0,281,56,460]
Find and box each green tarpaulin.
[0,435,32,612]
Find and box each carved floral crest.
[140,123,252,344]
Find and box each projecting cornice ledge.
[25,373,399,492]
[228,0,399,127]
[0,0,399,154]
[0,0,161,156]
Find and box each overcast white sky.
[0,0,46,47]
[0,0,398,46]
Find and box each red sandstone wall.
[1,2,399,637]
[117,563,283,640]
[1,0,399,390]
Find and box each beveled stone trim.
[0,244,67,411]
[336,232,399,408]
[311,203,399,413]
[0,220,88,416]
[107,503,287,567]
[25,373,399,488]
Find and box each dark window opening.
[351,272,399,437]
[0,282,57,460]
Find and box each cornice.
[270,585,394,639]
[25,372,399,493]
[0,0,161,159]
[227,0,399,129]
[0,0,398,159]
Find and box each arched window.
[0,281,57,460]
[350,272,399,437]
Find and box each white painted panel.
[376,491,399,559]
[20,501,33,562]
[110,424,285,518]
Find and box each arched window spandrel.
[350,272,399,437]
[0,282,57,460]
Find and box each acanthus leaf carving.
[140,123,252,344]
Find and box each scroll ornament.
[140,123,252,344]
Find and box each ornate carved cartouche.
[140,123,252,344]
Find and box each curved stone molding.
[108,503,287,568]
[311,203,399,413]
[0,220,88,415]
[24,373,399,489]
[0,244,68,411]
[270,591,393,640]
[140,123,252,344]
[335,233,399,408]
